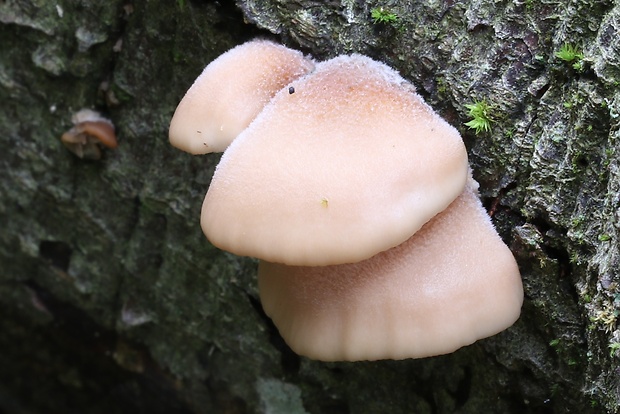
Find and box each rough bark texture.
[1,0,619,413]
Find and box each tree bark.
[1,0,619,412]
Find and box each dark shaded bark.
[1,0,619,413]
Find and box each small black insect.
[289,86,295,94]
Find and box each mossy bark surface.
[1,0,619,413]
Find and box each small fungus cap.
[201,54,469,266]
[61,109,116,159]
[258,179,524,361]
[168,40,315,154]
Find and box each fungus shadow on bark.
[246,293,301,375]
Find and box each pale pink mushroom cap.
[201,54,469,266]
[258,180,523,361]
[168,40,315,154]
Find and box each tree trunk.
[1,0,619,412]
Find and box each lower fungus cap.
[257,179,523,361]
[168,40,315,154]
[201,54,469,266]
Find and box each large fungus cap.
[168,40,315,154]
[201,54,469,266]
[258,180,524,361]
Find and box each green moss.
[608,342,620,357]
[370,7,398,25]
[464,100,494,135]
[555,43,584,70]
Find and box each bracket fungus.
[61,109,117,159]
[168,42,523,361]
[168,40,315,154]
[201,55,469,266]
